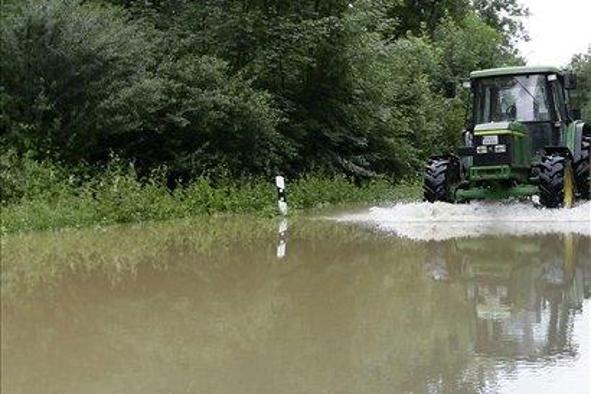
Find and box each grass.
[0,155,421,234]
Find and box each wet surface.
[1,204,590,394]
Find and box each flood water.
[1,203,590,394]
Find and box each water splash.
[334,201,591,241]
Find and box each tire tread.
[539,154,568,208]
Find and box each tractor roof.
[470,66,562,79]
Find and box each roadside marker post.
[275,176,288,259]
[276,176,288,216]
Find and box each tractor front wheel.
[423,157,459,203]
[539,154,576,209]
[574,136,590,199]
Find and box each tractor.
[424,66,590,208]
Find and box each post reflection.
[276,217,288,260]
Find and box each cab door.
[548,74,568,146]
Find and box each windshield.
[474,75,552,123]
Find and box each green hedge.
[0,154,420,234]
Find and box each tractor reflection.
[423,234,590,360]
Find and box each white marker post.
[275,175,288,216]
[275,176,288,259]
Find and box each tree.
[0,0,284,179]
[1,0,530,181]
[114,55,284,179]
[0,0,161,162]
[473,0,530,55]
[376,0,471,38]
[570,49,591,122]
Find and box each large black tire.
[538,154,576,208]
[574,135,590,199]
[423,158,459,203]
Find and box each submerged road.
[2,203,590,393]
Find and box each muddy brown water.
[1,208,590,394]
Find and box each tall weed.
[0,154,421,234]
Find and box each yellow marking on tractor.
[563,164,575,208]
[474,130,527,138]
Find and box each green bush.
[0,154,420,234]
[0,0,284,178]
[570,49,591,122]
[0,0,161,161]
[0,150,73,203]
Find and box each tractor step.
[455,184,539,201]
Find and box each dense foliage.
[570,48,591,122]
[2,0,527,183]
[2,0,588,232]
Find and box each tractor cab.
[469,66,574,161]
[423,66,590,208]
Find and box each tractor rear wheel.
[539,154,576,208]
[423,158,459,203]
[574,136,590,199]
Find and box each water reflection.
[1,218,589,394]
[276,218,288,260]
[424,235,587,363]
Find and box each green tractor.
[424,66,590,208]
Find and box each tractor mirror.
[564,72,577,90]
[462,81,472,89]
[444,82,456,98]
